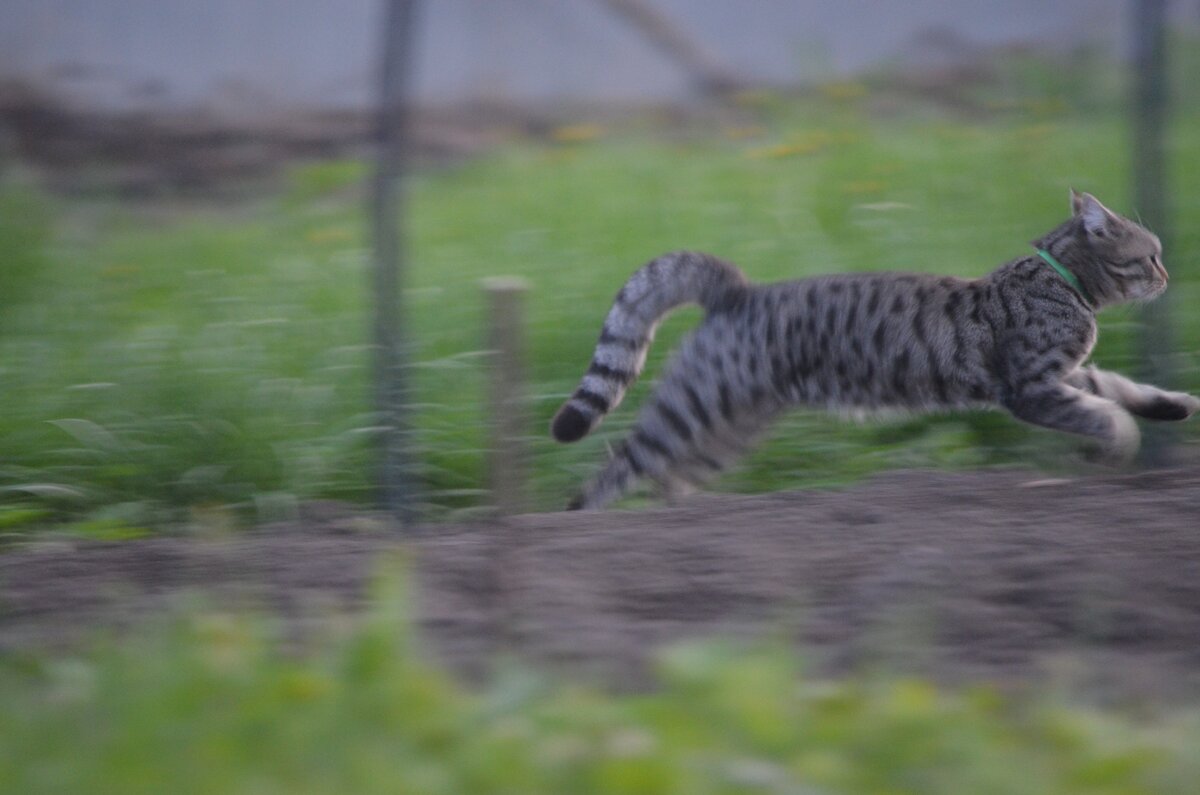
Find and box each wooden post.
[1131,0,1174,464]
[371,0,421,523]
[482,278,530,516]
[483,278,530,515]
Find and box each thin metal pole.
[372,0,421,522]
[1131,0,1174,464]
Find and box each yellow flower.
[732,89,777,108]
[746,130,832,159]
[1015,123,1057,141]
[551,123,604,144]
[725,125,765,141]
[1026,97,1066,117]
[820,81,868,101]
[280,671,333,703]
[840,179,887,195]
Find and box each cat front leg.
[1064,365,1200,422]
[1002,382,1140,463]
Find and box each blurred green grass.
[1,76,1199,528]
[1,573,1199,795]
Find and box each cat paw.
[1178,392,1200,419]
[1101,410,1141,464]
[1134,391,1200,422]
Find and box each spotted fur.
[552,192,1198,510]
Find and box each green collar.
[1035,248,1094,307]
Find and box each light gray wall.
[0,0,1162,116]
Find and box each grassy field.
[2,572,1199,795]
[4,50,1200,793]
[2,69,1200,530]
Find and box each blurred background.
[1,0,1198,524]
[5,4,1200,793]
[0,1,1137,109]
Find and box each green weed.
[0,575,1197,794]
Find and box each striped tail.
[550,250,747,443]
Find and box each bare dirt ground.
[2,467,1199,704]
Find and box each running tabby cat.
[551,191,1198,510]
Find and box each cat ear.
[1070,188,1085,215]
[1072,191,1116,238]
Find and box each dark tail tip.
[566,494,585,510]
[551,404,591,443]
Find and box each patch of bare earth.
[2,468,1199,703]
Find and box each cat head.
[1068,190,1167,304]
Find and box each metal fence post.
[1131,0,1175,464]
[372,0,421,523]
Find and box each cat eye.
[1111,255,1166,280]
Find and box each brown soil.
[2,468,1199,704]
